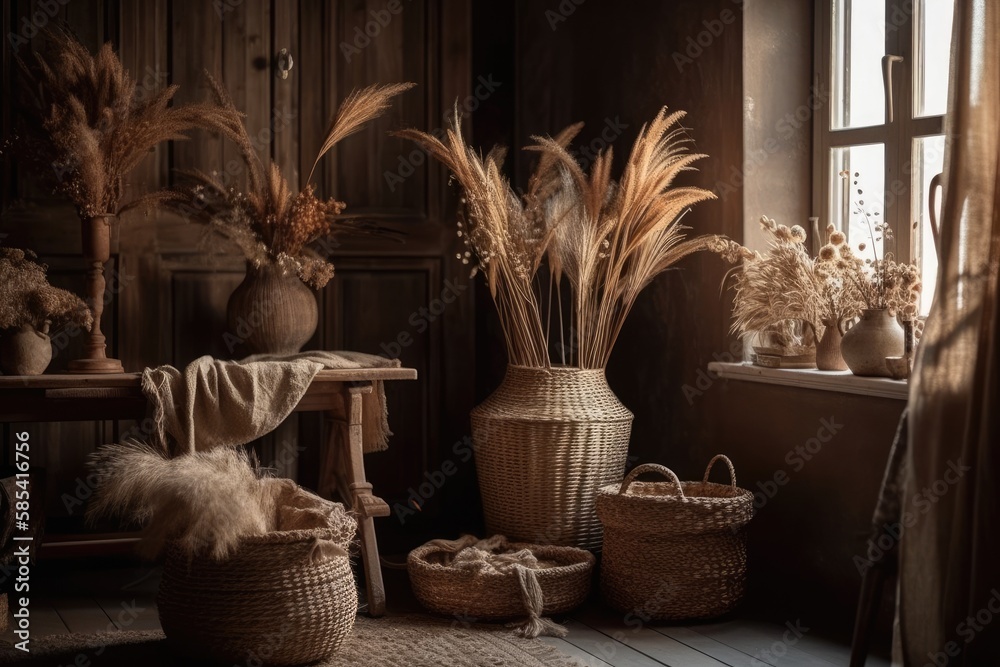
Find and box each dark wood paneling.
[329,0,429,216]
[719,381,903,639]
[321,259,441,551]
[169,0,223,183]
[272,0,300,190]
[171,269,244,365]
[221,0,270,190]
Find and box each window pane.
[914,0,955,118]
[912,135,945,314]
[830,144,886,262]
[832,0,886,129]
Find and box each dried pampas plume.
[14,28,239,218]
[397,106,735,369]
[86,441,355,561]
[158,78,414,288]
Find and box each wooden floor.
[1,562,890,667]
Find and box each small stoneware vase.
[840,308,904,377]
[816,318,849,371]
[0,323,53,375]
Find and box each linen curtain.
[899,0,1000,664]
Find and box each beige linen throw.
[141,351,400,456]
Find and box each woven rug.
[0,614,582,666]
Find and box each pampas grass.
[157,78,414,289]
[397,107,744,369]
[396,108,578,367]
[14,28,238,219]
[86,441,355,561]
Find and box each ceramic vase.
[226,262,318,356]
[840,308,904,377]
[816,318,849,371]
[0,324,53,375]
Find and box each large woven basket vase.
[227,261,318,356]
[472,365,633,551]
[158,528,357,666]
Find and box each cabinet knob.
[276,48,294,80]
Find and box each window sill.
[706,362,909,401]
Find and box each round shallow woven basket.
[596,456,754,621]
[158,528,357,666]
[408,537,595,620]
[472,365,633,551]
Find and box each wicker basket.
[596,456,754,621]
[158,527,357,666]
[472,365,632,551]
[408,535,594,625]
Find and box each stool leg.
[342,385,387,617]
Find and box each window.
[814,0,954,315]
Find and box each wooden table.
[0,367,418,617]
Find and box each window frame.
[812,0,947,279]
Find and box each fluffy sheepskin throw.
[141,351,400,457]
[87,441,357,561]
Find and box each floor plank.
[540,636,617,667]
[24,604,70,638]
[11,562,877,667]
[53,599,114,635]
[561,619,666,666]
[653,626,761,667]
[95,594,161,632]
[734,620,889,667]
[574,607,730,667]
[689,620,840,667]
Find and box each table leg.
[339,384,390,617]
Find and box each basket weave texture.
[472,365,633,551]
[408,535,594,626]
[596,456,754,621]
[158,527,358,666]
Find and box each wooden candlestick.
[67,214,125,374]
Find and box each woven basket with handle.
[158,527,357,666]
[596,455,754,621]
[472,365,633,551]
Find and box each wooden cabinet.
[1,0,474,552]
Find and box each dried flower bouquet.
[158,78,414,289]
[13,29,235,219]
[397,108,744,369]
[729,216,856,348]
[0,247,92,333]
[728,209,921,354]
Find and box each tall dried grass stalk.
[158,78,413,289]
[15,29,237,219]
[398,107,743,369]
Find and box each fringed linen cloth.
[141,351,400,457]
[900,1,1000,663]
